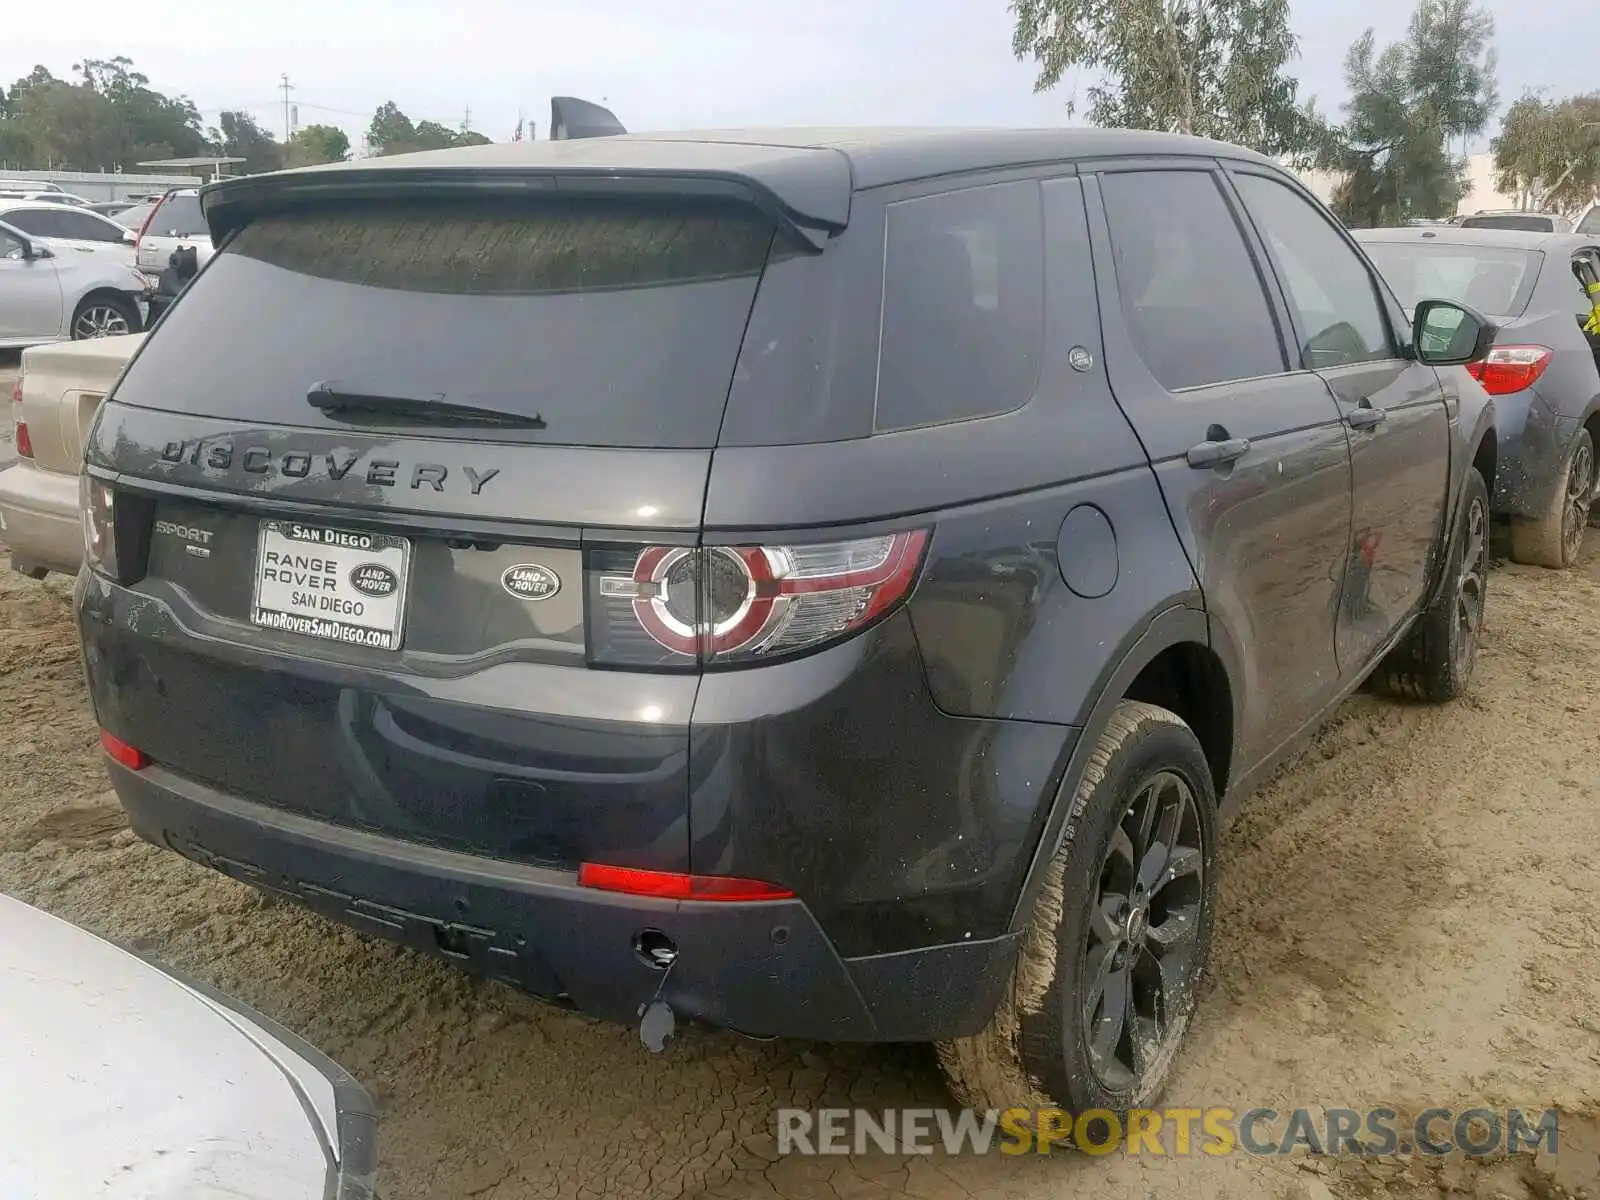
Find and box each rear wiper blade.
[306,381,547,429]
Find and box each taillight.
[589,529,928,667]
[100,729,148,770]
[10,373,30,459]
[577,863,794,901]
[1465,345,1553,395]
[133,197,161,253]
[80,474,118,578]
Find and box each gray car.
[1358,227,1600,567]
[77,128,1498,1121]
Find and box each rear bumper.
[1489,390,1566,518]
[0,460,80,576]
[107,758,1022,1043]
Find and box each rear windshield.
[149,193,210,237]
[112,196,778,448]
[1457,214,1553,232]
[1361,241,1540,317]
[114,203,155,229]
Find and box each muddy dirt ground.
[1,503,1597,1196]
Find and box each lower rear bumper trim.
[107,760,1020,1043]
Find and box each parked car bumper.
[103,756,1024,1043]
[1489,389,1566,518]
[0,459,80,577]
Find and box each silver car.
[0,893,376,1198]
[0,218,151,347]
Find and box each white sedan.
[0,201,138,266]
[0,893,377,1198]
[0,218,152,347]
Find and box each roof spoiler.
[549,97,627,140]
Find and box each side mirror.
[122,230,136,244]
[1413,299,1496,367]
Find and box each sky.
[2,0,1588,152]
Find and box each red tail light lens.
[590,529,928,667]
[1465,345,1553,395]
[577,863,794,901]
[133,196,161,252]
[9,374,29,459]
[100,729,148,770]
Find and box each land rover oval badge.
[501,563,561,601]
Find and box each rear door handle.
[1185,437,1251,469]
[1347,404,1387,430]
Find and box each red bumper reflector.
[577,863,794,902]
[100,730,148,771]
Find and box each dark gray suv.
[75,128,1498,1120]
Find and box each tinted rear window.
[1360,241,1540,317]
[149,194,209,236]
[1458,214,1553,232]
[112,197,778,448]
[874,181,1043,431]
[114,203,154,229]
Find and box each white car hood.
[0,894,371,1198]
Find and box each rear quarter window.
[873,181,1044,432]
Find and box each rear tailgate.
[83,184,804,874]
[19,334,144,475]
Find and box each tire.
[1509,428,1593,568]
[1373,468,1489,703]
[71,294,139,340]
[936,701,1218,1125]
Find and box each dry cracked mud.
[1,529,1597,1199]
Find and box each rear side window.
[1580,209,1600,236]
[110,196,777,449]
[2,209,61,238]
[148,193,208,236]
[874,181,1043,431]
[1100,170,1284,391]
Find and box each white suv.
[135,187,214,275]
[0,218,150,347]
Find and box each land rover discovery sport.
[76,128,1498,1120]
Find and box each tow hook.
[635,930,679,1053]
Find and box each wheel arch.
[71,287,142,335]
[1007,600,1235,936]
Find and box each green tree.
[366,101,491,155]
[1321,0,1499,227]
[1492,92,1600,213]
[208,110,282,174]
[285,123,351,167]
[365,100,416,155]
[1009,0,1323,156]
[0,57,205,170]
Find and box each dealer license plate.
[250,520,411,650]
